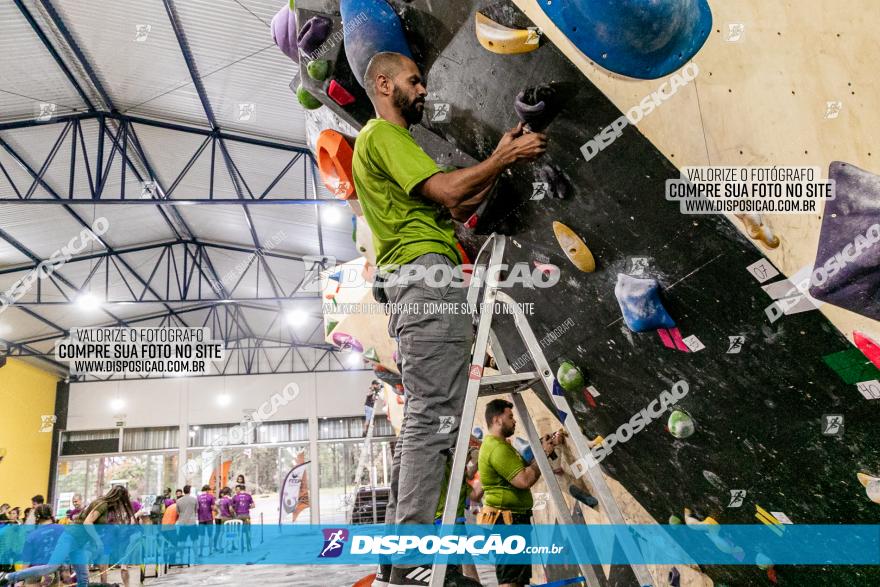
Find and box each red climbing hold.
[582,388,597,408]
[853,331,880,369]
[328,79,355,106]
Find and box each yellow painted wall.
[0,358,58,509]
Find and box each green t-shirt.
[352,118,462,270]
[434,460,468,521]
[478,435,533,514]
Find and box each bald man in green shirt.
[353,52,546,587]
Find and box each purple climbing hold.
[298,15,333,57]
[271,5,298,62]
[614,273,676,333]
[331,331,364,353]
[514,84,563,132]
[808,162,880,320]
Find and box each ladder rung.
[478,372,541,396]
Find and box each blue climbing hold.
[513,437,534,463]
[341,0,413,88]
[614,273,676,332]
[537,0,712,79]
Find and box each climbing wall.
[401,3,880,585]
[282,0,880,585]
[512,0,880,342]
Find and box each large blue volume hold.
[537,0,712,80]
[341,0,413,88]
[615,273,676,332]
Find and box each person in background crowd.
[196,485,216,554]
[235,474,246,489]
[176,484,199,559]
[22,508,33,525]
[160,495,179,562]
[0,503,9,523]
[1,485,134,587]
[6,508,20,524]
[163,488,175,508]
[25,495,45,525]
[363,380,382,436]
[214,487,234,552]
[0,505,61,587]
[88,485,136,587]
[232,484,255,551]
[175,488,184,500]
[148,493,166,525]
[66,494,84,522]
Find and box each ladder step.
[478,372,541,396]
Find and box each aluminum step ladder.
[346,390,384,523]
[430,234,654,587]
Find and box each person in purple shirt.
[196,485,216,554]
[214,487,234,552]
[232,485,255,551]
[163,487,175,508]
[66,493,84,522]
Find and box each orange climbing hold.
[316,129,356,200]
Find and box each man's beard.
[501,422,515,438]
[393,86,424,126]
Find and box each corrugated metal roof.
[0,1,88,122]
[0,0,358,363]
[40,0,210,125]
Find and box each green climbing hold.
[325,319,339,336]
[363,347,380,363]
[297,85,323,109]
[669,514,683,525]
[668,409,695,439]
[556,360,585,392]
[289,0,295,9]
[307,60,330,81]
[823,347,880,384]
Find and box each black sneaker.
[389,565,480,587]
[374,564,392,587]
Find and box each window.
[318,417,393,440]
[189,420,308,447]
[62,429,119,442]
[123,427,179,451]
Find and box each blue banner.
[0,524,878,566]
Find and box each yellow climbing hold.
[857,471,878,487]
[553,221,596,272]
[475,12,540,55]
[735,214,780,249]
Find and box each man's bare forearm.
[449,181,495,221]
[420,153,505,209]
